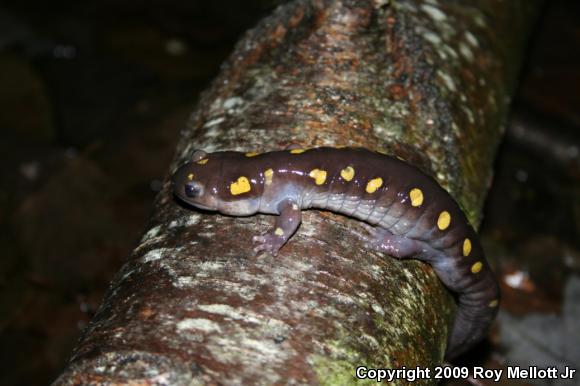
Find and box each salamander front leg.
[253,199,302,256]
[358,223,425,258]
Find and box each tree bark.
[54,0,540,385]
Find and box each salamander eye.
[184,182,202,198]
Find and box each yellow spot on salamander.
[292,204,298,210]
[274,227,284,236]
[409,188,424,207]
[462,238,472,257]
[290,148,306,154]
[488,299,498,308]
[471,261,483,274]
[187,173,194,181]
[230,176,251,195]
[196,158,208,165]
[264,168,274,185]
[245,152,259,157]
[309,169,327,185]
[340,166,355,181]
[437,211,451,230]
[366,177,383,193]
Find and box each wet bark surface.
[54,0,540,384]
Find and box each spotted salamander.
[172,147,499,359]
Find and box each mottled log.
[54,0,540,385]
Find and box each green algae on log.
[54,1,540,385]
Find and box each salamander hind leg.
[358,223,425,258]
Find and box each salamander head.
[172,149,261,216]
[172,150,220,211]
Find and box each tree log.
[54,0,540,385]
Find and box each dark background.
[0,1,578,385]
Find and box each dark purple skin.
[172,147,500,359]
